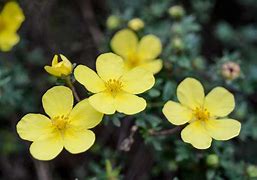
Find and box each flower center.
[52,115,69,130]
[127,53,141,68]
[193,107,210,121]
[0,19,6,32]
[105,79,123,96]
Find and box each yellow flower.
[162,78,241,149]
[16,86,103,160]
[128,18,144,31]
[111,29,162,74]
[44,54,73,77]
[74,53,155,115]
[0,2,24,51]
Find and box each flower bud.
[44,54,73,77]
[206,154,219,168]
[168,5,185,19]
[106,15,121,30]
[128,18,144,31]
[172,37,184,52]
[221,61,240,80]
[247,165,257,178]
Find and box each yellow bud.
[168,5,185,19]
[106,15,121,30]
[128,18,144,31]
[44,54,73,77]
[221,61,240,80]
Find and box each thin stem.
[65,77,81,102]
[148,126,183,136]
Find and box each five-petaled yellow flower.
[74,53,155,115]
[0,2,25,51]
[162,78,241,149]
[44,54,73,77]
[111,29,162,74]
[17,86,103,161]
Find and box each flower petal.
[115,92,146,115]
[177,78,205,109]
[42,86,73,118]
[121,67,155,94]
[74,65,105,93]
[205,119,241,140]
[111,29,138,58]
[69,99,103,129]
[204,87,235,117]
[181,121,212,149]
[44,66,62,77]
[89,92,116,114]
[137,35,162,60]
[16,114,53,141]
[2,2,25,31]
[63,128,95,154]
[29,130,63,161]
[96,53,125,81]
[139,59,163,74]
[162,101,192,125]
[0,32,19,52]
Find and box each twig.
[119,125,138,152]
[148,126,183,136]
[65,77,81,102]
[33,160,52,180]
[75,0,104,51]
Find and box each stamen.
[193,107,210,121]
[105,79,123,96]
[52,115,69,130]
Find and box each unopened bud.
[221,61,240,80]
[206,154,219,168]
[172,37,184,52]
[106,15,121,30]
[247,165,257,178]
[128,18,144,31]
[168,5,185,19]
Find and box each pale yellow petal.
[111,29,138,58]
[69,99,103,129]
[115,92,146,115]
[138,35,162,60]
[16,114,53,141]
[42,86,73,118]
[96,53,124,81]
[121,67,155,94]
[51,55,58,65]
[74,65,105,93]
[162,101,192,125]
[2,1,25,31]
[89,92,116,114]
[177,78,205,109]
[29,130,63,161]
[139,59,163,74]
[204,87,235,117]
[181,121,212,149]
[205,119,241,140]
[63,128,95,154]
[44,66,62,77]
[0,32,19,51]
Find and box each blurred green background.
[1,0,257,179]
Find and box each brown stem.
[33,160,52,180]
[65,77,81,102]
[149,126,183,136]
